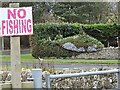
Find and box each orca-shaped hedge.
[31,23,118,58]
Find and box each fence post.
[45,73,50,90]
[32,69,42,90]
[117,69,120,89]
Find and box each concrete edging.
[0,81,34,89]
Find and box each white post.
[32,69,42,89]
[10,3,21,89]
[11,36,21,88]
[45,73,50,90]
[117,70,120,89]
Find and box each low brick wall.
[75,48,118,59]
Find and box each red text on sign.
[8,9,26,19]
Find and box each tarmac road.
[1,61,119,69]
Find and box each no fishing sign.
[0,7,33,36]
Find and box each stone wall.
[1,68,118,89]
[75,47,119,59]
[49,68,117,89]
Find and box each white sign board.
[0,7,33,36]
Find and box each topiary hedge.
[82,24,119,47]
[31,23,83,58]
[33,23,82,40]
[31,34,104,58]
[57,34,104,48]
[31,23,109,58]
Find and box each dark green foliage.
[31,23,83,58]
[31,23,111,58]
[57,34,104,48]
[31,40,77,58]
[53,2,109,23]
[82,24,119,47]
[33,23,82,40]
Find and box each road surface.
[1,61,119,69]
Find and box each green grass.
[44,59,119,64]
[1,54,38,62]
[44,59,118,64]
[0,54,120,64]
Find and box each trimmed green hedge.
[33,23,82,40]
[82,24,118,46]
[31,34,104,58]
[31,23,114,58]
[31,23,83,58]
[57,34,104,48]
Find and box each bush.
[57,34,104,48]
[32,35,103,58]
[82,24,119,47]
[31,23,104,58]
[33,23,82,41]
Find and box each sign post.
[9,3,21,89]
[0,3,33,89]
[0,1,2,51]
[0,0,2,73]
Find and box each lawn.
[0,54,120,64]
[1,54,37,62]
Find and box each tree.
[117,2,120,48]
[52,2,110,24]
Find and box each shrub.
[57,34,104,48]
[31,23,104,58]
[82,24,119,47]
[33,23,82,41]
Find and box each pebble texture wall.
[75,48,119,59]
